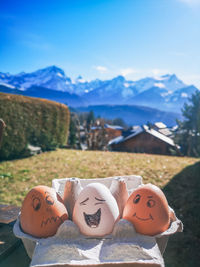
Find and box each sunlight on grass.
[0,149,199,206]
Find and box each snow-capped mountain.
[79,74,198,111]
[0,66,74,92]
[129,74,186,93]
[0,66,198,112]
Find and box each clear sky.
[1,0,200,87]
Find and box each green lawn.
[0,149,199,266]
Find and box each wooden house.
[108,125,179,155]
[104,124,123,141]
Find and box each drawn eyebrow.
[80,197,89,205]
[147,196,153,198]
[95,197,106,202]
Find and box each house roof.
[145,126,175,146]
[157,128,172,137]
[91,126,101,130]
[154,122,167,129]
[108,125,176,147]
[104,124,124,130]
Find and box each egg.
[72,183,119,237]
[122,184,170,236]
[20,185,68,238]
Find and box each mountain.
[0,65,199,114]
[0,66,74,92]
[122,74,186,94]
[80,76,138,105]
[75,105,182,126]
[126,84,198,112]
[80,74,197,112]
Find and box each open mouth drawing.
[84,208,101,228]
[133,212,153,221]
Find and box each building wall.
[105,128,122,141]
[111,132,173,155]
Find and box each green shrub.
[0,93,70,160]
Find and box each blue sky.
[1,0,200,87]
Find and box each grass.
[0,149,198,205]
[0,149,199,266]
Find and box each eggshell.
[72,183,119,237]
[123,184,170,236]
[20,185,68,238]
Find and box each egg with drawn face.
[123,184,170,236]
[20,185,68,238]
[72,183,119,236]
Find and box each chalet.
[108,125,179,155]
[104,124,123,141]
[90,124,123,141]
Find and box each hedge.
[0,93,70,160]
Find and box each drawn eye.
[32,197,41,211]
[45,195,54,205]
[147,199,155,208]
[95,202,105,205]
[94,197,106,205]
[133,194,141,204]
[80,197,89,206]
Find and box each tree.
[86,110,95,131]
[68,112,81,148]
[175,90,200,157]
[68,116,77,147]
[112,117,128,129]
[87,118,109,151]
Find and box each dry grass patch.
[0,149,198,206]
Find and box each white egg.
[72,183,119,236]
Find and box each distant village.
[69,112,180,156]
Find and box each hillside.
[76,104,182,126]
[0,84,85,107]
[0,149,199,266]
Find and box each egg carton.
[13,175,183,267]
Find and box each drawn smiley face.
[20,185,68,238]
[73,183,119,237]
[123,184,170,236]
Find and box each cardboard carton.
[13,175,183,267]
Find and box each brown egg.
[20,185,68,238]
[123,184,170,236]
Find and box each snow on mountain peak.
[0,66,75,92]
[0,82,15,89]
[159,74,186,91]
[43,65,65,74]
[154,83,166,88]
[76,75,86,83]
[124,82,130,88]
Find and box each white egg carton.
[13,175,183,267]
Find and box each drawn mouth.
[84,208,101,228]
[133,212,153,221]
[41,216,63,227]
